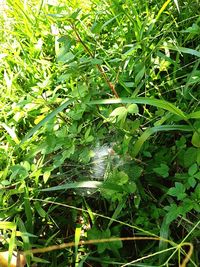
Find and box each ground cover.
[0,0,200,266]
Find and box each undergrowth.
[0,0,200,266]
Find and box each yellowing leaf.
[43,171,51,184]
[34,114,45,125]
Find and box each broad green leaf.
[183,147,197,168]
[153,164,169,178]
[90,58,103,65]
[88,228,110,254]
[109,107,127,120]
[109,107,127,127]
[127,104,139,114]
[168,182,187,200]
[188,176,196,188]
[57,51,75,63]
[194,172,200,180]
[91,21,103,34]
[183,23,200,34]
[188,163,198,176]
[197,149,200,165]
[192,130,200,147]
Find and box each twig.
[71,23,119,98]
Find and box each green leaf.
[192,130,200,147]
[194,172,200,180]
[90,97,187,119]
[168,182,187,200]
[153,163,169,178]
[41,180,132,193]
[100,171,131,201]
[159,219,169,263]
[108,170,129,186]
[109,107,127,121]
[197,149,200,165]
[108,199,126,228]
[127,104,139,114]
[90,58,103,65]
[165,204,181,224]
[20,99,74,144]
[91,21,103,34]
[188,163,198,176]
[188,176,196,188]
[135,65,145,85]
[43,170,51,184]
[57,51,75,63]
[132,125,192,157]
[162,45,200,58]
[183,147,197,168]
[41,181,103,192]
[34,202,46,218]
[182,23,200,34]
[88,228,111,254]
[187,110,200,119]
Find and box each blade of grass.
[132,125,192,158]
[20,99,74,145]
[1,123,20,144]
[32,198,178,239]
[159,218,170,264]
[41,180,133,193]
[24,188,33,234]
[161,45,200,58]
[90,98,187,120]
[155,0,171,21]
[8,224,17,267]
[107,198,126,228]
[187,110,200,119]
[75,225,82,267]
[173,0,180,13]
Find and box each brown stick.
[71,23,119,98]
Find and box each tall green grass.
[0,0,200,266]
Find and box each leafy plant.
[0,0,200,266]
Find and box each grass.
[0,0,200,266]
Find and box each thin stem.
[71,23,119,98]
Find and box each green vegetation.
[0,0,200,266]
